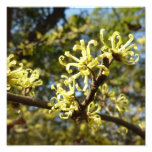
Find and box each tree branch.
[98,113,145,140]
[7,92,145,139]
[7,92,51,109]
[83,57,114,107]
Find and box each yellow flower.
[138,121,145,131]
[20,68,43,89]
[99,83,128,114]
[118,126,128,136]
[99,83,116,101]
[7,54,17,74]
[113,93,128,113]
[100,29,139,65]
[87,101,102,131]
[59,39,110,91]
[7,54,43,93]
[49,79,78,119]
[87,101,101,115]
[18,42,34,56]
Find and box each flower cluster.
[100,29,139,65]
[99,83,116,101]
[49,80,78,119]
[99,83,128,114]
[48,29,139,131]
[7,54,43,96]
[59,39,110,91]
[87,102,102,131]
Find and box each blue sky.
[65,7,94,19]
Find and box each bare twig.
[86,65,96,83]
[83,57,114,107]
[98,113,145,139]
[98,96,113,116]
[7,92,51,109]
[74,95,82,110]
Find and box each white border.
[0,0,7,149]
[0,0,148,7]
[1,0,152,152]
